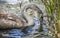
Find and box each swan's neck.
[23,12,34,26]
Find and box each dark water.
[0,18,52,38]
[1,18,41,38]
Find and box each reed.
[41,0,60,38]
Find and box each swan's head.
[22,3,42,19]
[26,8,42,19]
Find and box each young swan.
[20,3,43,34]
[0,10,34,29]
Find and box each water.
[1,18,40,38]
[28,18,40,34]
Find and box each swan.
[0,9,34,29]
[20,3,43,33]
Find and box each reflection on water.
[0,17,52,38]
[1,18,40,38]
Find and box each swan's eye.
[28,11,34,15]
[26,9,35,17]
